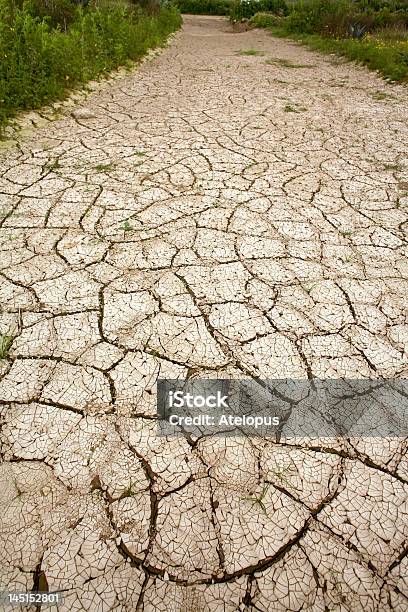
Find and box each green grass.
[284,103,307,112]
[370,89,397,100]
[265,57,316,68]
[258,25,408,82]
[120,219,133,232]
[94,162,117,172]
[0,0,181,134]
[249,0,408,82]
[176,0,233,15]
[242,484,270,515]
[238,48,265,56]
[230,0,288,22]
[0,333,13,359]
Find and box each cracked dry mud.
[0,14,407,612]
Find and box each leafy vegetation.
[176,0,233,15]
[0,332,13,359]
[250,0,408,82]
[238,47,265,55]
[0,0,181,133]
[231,0,288,21]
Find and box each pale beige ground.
[0,14,407,612]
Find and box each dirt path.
[0,15,407,611]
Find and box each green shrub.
[0,0,181,132]
[175,0,232,15]
[27,0,81,30]
[252,0,408,82]
[284,0,352,35]
[283,0,407,36]
[250,11,283,28]
[230,0,288,22]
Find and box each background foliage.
[0,0,181,131]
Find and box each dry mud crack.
[0,14,408,612]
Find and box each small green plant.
[266,57,315,68]
[122,481,137,497]
[347,22,367,39]
[121,219,133,232]
[0,333,14,359]
[304,284,316,294]
[44,159,61,172]
[238,48,265,56]
[94,162,116,172]
[370,90,396,101]
[242,484,270,515]
[133,151,146,157]
[284,103,307,112]
[383,162,402,171]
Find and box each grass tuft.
[0,333,14,359]
[266,57,316,68]
[238,48,265,56]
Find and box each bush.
[230,0,288,21]
[176,0,233,15]
[0,0,181,131]
[284,0,352,35]
[251,0,408,82]
[250,11,283,28]
[283,0,408,36]
[27,0,81,30]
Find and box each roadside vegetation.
[176,0,232,15]
[0,0,181,132]
[176,0,408,82]
[251,0,408,82]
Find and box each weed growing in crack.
[44,159,61,172]
[242,484,269,515]
[238,49,265,56]
[270,462,298,490]
[133,151,146,157]
[266,58,315,68]
[370,90,396,101]
[284,104,307,113]
[304,284,317,295]
[383,163,402,172]
[94,162,117,173]
[120,219,133,232]
[0,332,14,360]
[123,481,137,497]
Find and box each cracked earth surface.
[0,14,408,611]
